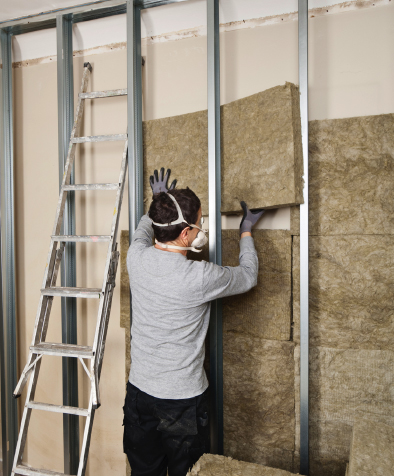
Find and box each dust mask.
[151,193,207,253]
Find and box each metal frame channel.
[127,1,143,240]
[0,28,18,476]
[1,0,191,36]
[298,1,309,474]
[207,0,223,455]
[56,14,79,474]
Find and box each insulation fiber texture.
[307,346,394,475]
[304,114,394,235]
[143,82,303,214]
[348,419,394,476]
[120,230,132,476]
[223,334,295,471]
[187,453,300,476]
[292,235,394,350]
[222,230,292,341]
[120,230,131,381]
[290,113,394,236]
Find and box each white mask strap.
[155,239,202,253]
[151,193,188,227]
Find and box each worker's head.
[149,188,202,246]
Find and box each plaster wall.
[12,3,394,474]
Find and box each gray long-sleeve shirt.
[127,214,259,399]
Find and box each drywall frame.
[298,1,309,474]
[56,14,80,473]
[0,0,310,473]
[0,28,18,476]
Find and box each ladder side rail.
[12,245,64,464]
[91,140,128,354]
[111,142,128,252]
[13,296,52,397]
[96,250,119,379]
[12,356,44,473]
[21,241,59,365]
[39,244,65,341]
[52,64,91,238]
[14,243,65,396]
[77,396,95,476]
[89,140,128,408]
[32,241,62,345]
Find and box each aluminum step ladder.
[11,62,128,476]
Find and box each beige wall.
[13,3,394,474]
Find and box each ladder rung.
[52,235,111,243]
[27,401,89,417]
[41,287,102,298]
[31,342,94,358]
[15,465,71,476]
[79,88,127,99]
[72,134,127,143]
[63,183,119,191]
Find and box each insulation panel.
[223,334,295,469]
[291,114,394,236]
[292,235,394,350]
[348,419,394,476]
[143,83,303,214]
[223,230,292,341]
[187,453,300,476]
[294,345,394,475]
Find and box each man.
[123,168,264,476]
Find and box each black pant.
[123,382,210,476]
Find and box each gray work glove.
[149,168,177,195]
[240,201,265,235]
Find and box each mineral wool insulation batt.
[143,82,304,214]
[186,454,300,476]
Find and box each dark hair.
[149,188,201,243]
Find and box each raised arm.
[202,201,265,301]
[131,167,177,249]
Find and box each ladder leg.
[12,357,43,473]
[98,252,119,378]
[78,400,95,476]
[90,358,100,410]
[14,244,64,397]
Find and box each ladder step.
[15,465,71,476]
[31,342,94,358]
[41,287,102,298]
[52,235,111,243]
[27,401,89,417]
[79,88,127,99]
[63,183,119,191]
[72,134,127,143]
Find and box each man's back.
[128,235,210,399]
[127,214,258,399]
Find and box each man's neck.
[154,242,188,256]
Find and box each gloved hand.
[239,201,265,235]
[149,168,177,195]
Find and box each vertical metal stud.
[298,1,309,474]
[127,0,143,338]
[0,27,18,476]
[127,0,143,241]
[207,0,223,455]
[56,14,79,474]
